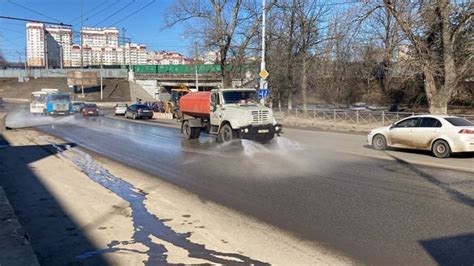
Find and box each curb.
[106,114,180,129]
[0,187,40,266]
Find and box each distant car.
[368,115,474,158]
[125,104,153,120]
[115,103,128,116]
[0,97,4,109]
[82,103,99,117]
[72,101,85,112]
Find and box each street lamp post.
[260,0,268,105]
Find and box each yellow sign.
[259,69,269,79]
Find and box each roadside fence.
[275,108,474,127]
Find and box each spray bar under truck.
[178,88,282,143]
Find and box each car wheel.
[432,140,450,158]
[372,134,387,150]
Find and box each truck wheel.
[183,121,200,139]
[218,124,235,142]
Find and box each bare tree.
[380,0,473,114]
[167,0,262,87]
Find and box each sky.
[0,0,191,62]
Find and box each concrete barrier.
[0,112,7,132]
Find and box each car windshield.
[73,102,84,106]
[222,91,257,104]
[51,94,70,101]
[85,104,97,108]
[117,103,127,107]
[135,105,150,109]
[445,117,474,126]
[31,94,46,102]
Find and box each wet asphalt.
[17,113,474,265]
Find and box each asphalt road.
[8,111,474,265]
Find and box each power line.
[93,0,136,27]
[7,0,62,23]
[111,0,156,26]
[83,0,120,24]
[68,0,110,24]
[0,16,72,26]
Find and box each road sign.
[258,89,270,99]
[259,69,269,79]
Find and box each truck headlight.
[244,128,249,133]
[274,125,282,132]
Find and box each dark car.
[125,104,153,120]
[82,103,99,117]
[72,101,85,112]
[0,97,4,109]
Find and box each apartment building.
[26,22,45,67]
[26,22,73,68]
[45,25,73,67]
[146,51,185,65]
[81,27,119,48]
[27,24,181,67]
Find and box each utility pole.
[194,42,199,91]
[80,0,84,97]
[59,40,63,69]
[24,47,27,69]
[100,48,103,100]
[45,32,49,69]
[122,27,126,66]
[259,0,268,104]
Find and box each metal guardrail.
[0,69,128,78]
[277,108,474,126]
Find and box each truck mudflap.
[237,124,283,139]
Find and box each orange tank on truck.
[178,88,282,144]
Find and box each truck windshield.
[51,94,70,101]
[222,91,257,104]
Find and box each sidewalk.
[0,187,40,266]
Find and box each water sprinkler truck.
[178,88,282,143]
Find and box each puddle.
[49,142,269,265]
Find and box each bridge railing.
[0,69,128,78]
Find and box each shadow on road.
[0,133,107,265]
[363,144,474,159]
[384,152,474,208]
[420,233,474,266]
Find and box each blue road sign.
[258,89,269,99]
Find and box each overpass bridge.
[0,68,255,101]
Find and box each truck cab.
[45,92,74,116]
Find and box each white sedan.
[368,115,474,158]
[115,103,128,116]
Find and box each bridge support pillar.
[128,70,135,82]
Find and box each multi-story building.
[81,27,119,48]
[123,43,147,65]
[26,22,45,67]
[26,22,73,68]
[27,24,185,67]
[45,25,73,67]
[146,51,185,65]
